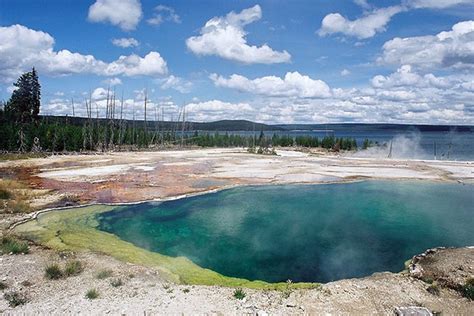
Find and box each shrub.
[85,288,99,299]
[0,236,29,254]
[427,283,440,296]
[182,288,190,293]
[64,260,83,277]
[461,278,474,300]
[0,189,11,199]
[422,277,434,284]
[110,278,123,287]
[4,291,28,307]
[283,279,293,298]
[45,264,63,280]
[0,281,7,290]
[96,269,113,279]
[233,288,246,300]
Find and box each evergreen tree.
[5,68,41,123]
[30,68,41,120]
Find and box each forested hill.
[39,116,283,131]
[34,116,474,132]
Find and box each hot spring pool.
[96,181,474,283]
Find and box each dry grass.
[0,179,50,214]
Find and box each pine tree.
[5,68,41,123]
[30,68,41,121]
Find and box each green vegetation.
[45,264,63,280]
[0,236,29,254]
[64,260,84,277]
[233,288,246,300]
[13,204,318,290]
[4,68,40,124]
[0,119,362,153]
[182,288,190,293]
[4,291,28,307]
[0,281,7,290]
[427,282,440,296]
[282,279,294,298]
[45,260,84,280]
[461,278,474,300]
[96,269,113,279]
[363,138,374,149]
[110,278,123,287]
[85,288,99,299]
[0,189,11,199]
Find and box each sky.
[0,0,473,125]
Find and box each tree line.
[0,69,372,153]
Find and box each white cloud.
[318,6,403,39]
[105,52,167,76]
[0,24,167,82]
[186,5,291,64]
[158,75,193,93]
[379,20,474,69]
[406,0,474,9]
[371,65,421,88]
[341,69,351,76]
[371,65,453,89]
[210,72,331,98]
[147,5,181,26]
[92,87,109,101]
[102,77,122,86]
[185,100,253,122]
[88,0,142,31]
[112,37,139,48]
[354,0,372,10]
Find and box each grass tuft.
[110,278,123,287]
[233,288,246,300]
[45,264,63,280]
[4,291,28,307]
[64,260,83,277]
[461,278,474,300]
[96,269,113,279]
[0,236,29,255]
[85,288,99,299]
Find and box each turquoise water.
[97,181,474,283]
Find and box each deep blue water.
[97,181,474,283]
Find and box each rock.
[395,306,433,316]
[409,263,424,278]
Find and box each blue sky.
[0,0,473,124]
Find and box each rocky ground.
[0,148,473,314]
[1,245,472,314]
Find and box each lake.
[97,181,474,283]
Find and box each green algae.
[13,204,318,290]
